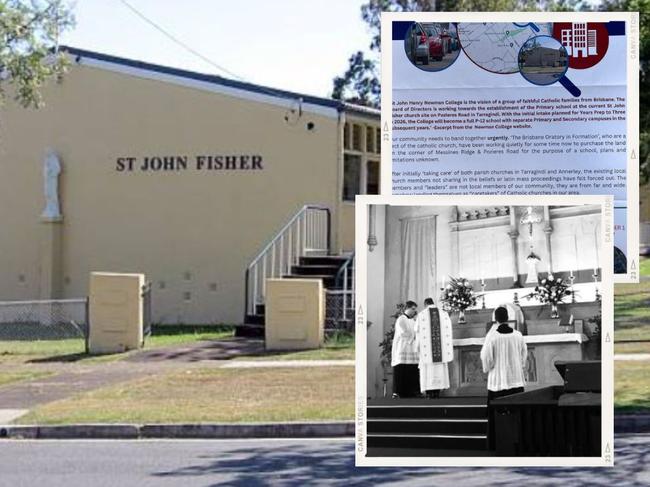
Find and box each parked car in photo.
[439,28,452,54]
[416,24,445,64]
[405,22,460,68]
[449,30,459,51]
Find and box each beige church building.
[0,47,380,329]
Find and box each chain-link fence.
[0,298,89,351]
[325,290,355,333]
[141,282,152,345]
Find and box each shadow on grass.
[27,352,123,364]
[615,296,650,320]
[149,436,650,486]
[19,327,353,364]
[24,325,238,364]
[616,405,650,413]
[125,338,353,363]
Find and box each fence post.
[85,297,90,354]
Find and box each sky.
[60,0,373,99]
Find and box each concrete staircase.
[365,397,491,456]
[236,254,353,338]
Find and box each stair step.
[367,418,487,435]
[366,447,494,457]
[291,265,341,276]
[244,313,265,325]
[367,404,487,420]
[367,432,487,450]
[234,323,264,338]
[368,397,486,406]
[283,274,336,287]
[300,256,350,266]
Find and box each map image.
[457,22,554,73]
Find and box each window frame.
[342,120,381,202]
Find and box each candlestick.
[481,281,487,309]
[568,272,576,303]
[592,269,600,302]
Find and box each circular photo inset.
[518,35,569,85]
[457,22,554,74]
[403,22,460,72]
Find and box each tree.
[332,0,585,108]
[332,51,380,107]
[0,0,74,109]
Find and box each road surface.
[1,435,649,486]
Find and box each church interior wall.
[366,205,386,398]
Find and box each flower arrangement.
[524,274,572,318]
[587,312,602,358]
[440,277,479,323]
[525,274,571,305]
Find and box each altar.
[444,300,601,397]
[365,203,606,401]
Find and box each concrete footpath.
[220,360,355,368]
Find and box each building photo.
[359,197,612,462]
[0,47,380,335]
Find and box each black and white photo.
[355,195,614,467]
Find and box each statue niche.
[41,149,62,219]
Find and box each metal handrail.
[334,252,355,321]
[334,252,355,288]
[244,205,331,317]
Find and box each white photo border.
[355,193,614,467]
[380,11,639,283]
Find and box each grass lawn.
[145,325,233,348]
[640,257,650,276]
[615,342,650,354]
[0,370,53,388]
[614,276,650,342]
[0,325,235,364]
[615,360,650,412]
[0,338,87,364]
[17,366,354,425]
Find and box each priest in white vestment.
[415,298,453,399]
[391,300,420,398]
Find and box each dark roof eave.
[60,45,378,118]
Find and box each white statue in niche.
[525,252,541,284]
[41,149,62,219]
